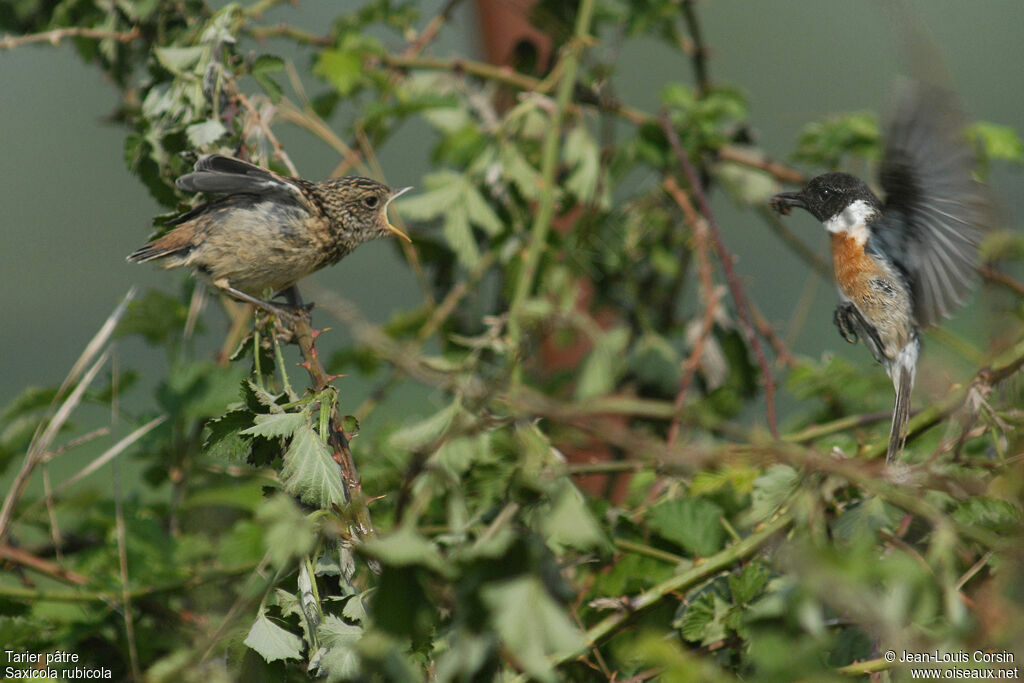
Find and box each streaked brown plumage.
[128,154,410,299]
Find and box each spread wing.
[176,155,315,211]
[874,79,988,328]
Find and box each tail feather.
[886,364,914,462]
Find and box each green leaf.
[481,576,586,683]
[969,121,1024,164]
[360,525,447,574]
[154,45,206,74]
[185,119,227,148]
[281,425,347,508]
[388,402,460,452]
[748,465,799,523]
[575,327,631,400]
[241,412,306,439]
[251,54,285,102]
[316,615,363,682]
[729,563,771,605]
[564,125,602,205]
[257,494,317,567]
[394,171,502,268]
[244,609,304,663]
[158,361,247,420]
[678,591,730,646]
[116,288,189,345]
[202,409,252,461]
[535,479,610,552]
[315,49,362,96]
[648,497,724,557]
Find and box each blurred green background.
[2,0,1020,418]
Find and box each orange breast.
[830,233,883,301]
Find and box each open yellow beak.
[386,186,413,243]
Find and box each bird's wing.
[176,155,315,210]
[874,79,988,328]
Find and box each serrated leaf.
[535,479,610,552]
[575,327,631,400]
[564,125,601,203]
[281,425,346,508]
[729,563,770,605]
[241,412,305,439]
[748,465,799,523]
[678,592,730,646]
[244,610,304,663]
[389,402,459,452]
[257,494,317,567]
[481,576,585,683]
[969,121,1024,164]
[315,49,362,96]
[395,171,502,267]
[154,45,205,74]
[316,615,362,682]
[463,182,503,235]
[185,119,226,148]
[648,497,724,557]
[360,525,447,574]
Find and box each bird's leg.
[833,302,860,344]
[279,285,314,314]
[834,302,888,365]
[213,278,304,324]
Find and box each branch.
[508,0,597,384]
[288,299,376,543]
[662,176,720,448]
[0,544,88,585]
[543,512,793,673]
[659,111,779,436]
[0,26,141,51]
[679,0,711,94]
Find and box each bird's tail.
[886,340,919,462]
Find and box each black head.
[770,172,881,224]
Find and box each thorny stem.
[662,176,719,449]
[288,293,376,544]
[542,512,793,674]
[508,0,596,387]
[659,111,780,437]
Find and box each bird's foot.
[833,303,860,344]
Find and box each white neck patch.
[823,199,876,241]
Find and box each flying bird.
[771,80,988,462]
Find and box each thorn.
[324,373,347,383]
[310,327,331,340]
[297,360,312,371]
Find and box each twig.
[662,176,719,448]
[248,24,331,46]
[402,0,465,57]
[288,297,376,543]
[21,416,168,518]
[679,0,711,94]
[508,0,597,385]
[0,351,109,543]
[660,111,779,436]
[541,512,793,673]
[0,544,88,585]
[717,146,806,185]
[0,26,141,51]
[980,265,1024,298]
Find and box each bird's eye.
[363,195,380,209]
[820,188,831,198]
